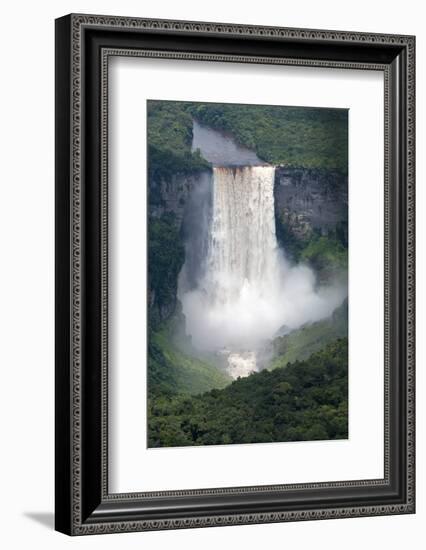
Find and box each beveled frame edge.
[55,13,415,535]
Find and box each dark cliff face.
[274,167,348,245]
[151,167,348,236]
[149,169,212,223]
[148,169,212,324]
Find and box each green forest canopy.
[148,338,348,447]
[188,102,348,173]
[147,100,210,182]
[147,100,348,175]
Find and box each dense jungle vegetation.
[187,102,348,173]
[148,339,348,447]
[147,100,210,183]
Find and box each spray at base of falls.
[178,166,346,379]
[227,352,257,379]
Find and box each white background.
[110,58,384,493]
[0,0,423,548]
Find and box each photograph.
[147,100,349,448]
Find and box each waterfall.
[178,165,346,378]
[204,166,279,308]
[180,166,280,377]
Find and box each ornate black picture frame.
[55,13,415,535]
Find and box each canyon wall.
[150,166,348,240]
[274,167,348,245]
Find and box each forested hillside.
[148,339,348,447]
[270,299,348,368]
[147,100,210,183]
[148,323,231,397]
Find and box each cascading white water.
[205,166,279,309]
[179,165,346,378]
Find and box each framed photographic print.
[55,14,415,535]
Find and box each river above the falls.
[191,119,266,166]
